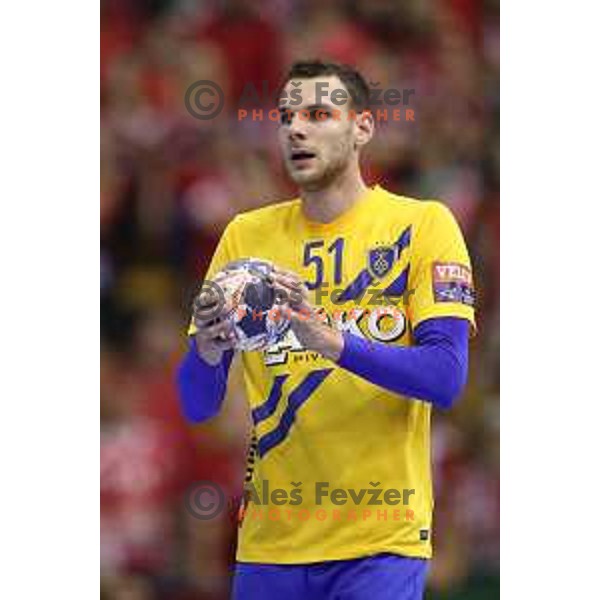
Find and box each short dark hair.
[280,60,371,111]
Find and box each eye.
[279,110,292,125]
[309,109,331,121]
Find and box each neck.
[300,162,368,224]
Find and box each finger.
[206,336,237,352]
[194,286,224,311]
[274,272,309,298]
[280,301,314,323]
[194,318,234,341]
[294,305,329,324]
[193,307,230,327]
[269,273,308,299]
[273,270,305,289]
[193,286,235,317]
[270,278,301,298]
[195,333,236,353]
[269,268,299,288]
[270,281,305,309]
[196,322,236,345]
[269,271,300,286]
[197,289,218,306]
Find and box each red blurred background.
[101,1,499,598]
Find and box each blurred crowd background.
[100,0,500,598]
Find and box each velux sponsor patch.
[432,262,475,306]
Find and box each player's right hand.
[192,285,236,366]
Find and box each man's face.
[277,76,362,191]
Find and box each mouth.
[289,149,317,168]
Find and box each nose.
[288,113,308,142]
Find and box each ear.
[354,110,375,148]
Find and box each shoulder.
[228,197,301,231]
[376,187,454,223]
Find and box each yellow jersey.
[188,184,475,563]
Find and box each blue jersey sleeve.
[337,317,469,409]
[176,338,234,422]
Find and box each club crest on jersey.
[367,246,396,278]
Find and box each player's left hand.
[268,266,344,362]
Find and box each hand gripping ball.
[212,258,291,351]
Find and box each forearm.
[176,338,234,422]
[336,317,470,409]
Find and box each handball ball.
[214,258,291,351]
